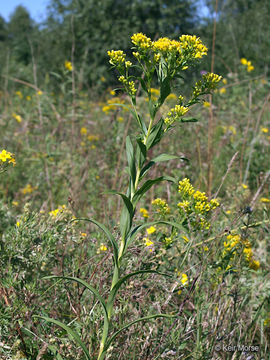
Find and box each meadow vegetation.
[0,1,270,359]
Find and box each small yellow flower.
[261,127,268,133]
[226,210,231,214]
[0,149,16,165]
[80,232,87,237]
[49,209,59,217]
[21,184,37,195]
[143,237,154,252]
[117,116,124,122]
[80,127,87,135]
[16,221,20,227]
[249,259,260,271]
[12,201,19,206]
[139,208,149,218]
[146,226,156,235]
[180,273,188,286]
[110,90,116,96]
[182,235,189,243]
[204,246,209,251]
[240,58,248,65]
[26,95,31,101]
[99,243,107,251]
[37,90,43,96]
[260,197,270,203]
[219,87,226,94]
[222,78,227,85]
[12,113,22,123]
[241,183,248,190]
[15,91,23,99]
[65,60,73,71]
[203,101,211,108]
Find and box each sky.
[0,0,50,22]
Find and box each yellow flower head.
[180,273,188,286]
[0,149,16,166]
[65,60,73,71]
[146,226,156,235]
[12,113,22,123]
[240,58,248,65]
[139,208,149,218]
[131,33,152,50]
[80,127,87,135]
[108,50,126,67]
[179,35,208,59]
[99,243,107,252]
[261,127,268,134]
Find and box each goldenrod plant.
[37,33,223,359]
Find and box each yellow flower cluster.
[164,104,189,126]
[102,97,126,114]
[179,35,208,59]
[21,184,37,195]
[146,226,156,235]
[107,50,126,66]
[223,234,260,271]
[178,178,219,229]
[178,178,194,196]
[15,90,23,99]
[153,37,180,53]
[118,76,136,96]
[49,205,67,217]
[139,207,149,218]
[12,113,22,123]
[131,33,152,50]
[0,149,16,166]
[130,33,208,64]
[152,198,170,214]
[193,73,222,97]
[65,60,73,71]
[143,237,154,252]
[240,58,254,72]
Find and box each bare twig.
[214,151,239,198]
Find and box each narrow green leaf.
[35,316,91,360]
[146,118,164,150]
[140,153,179,178]
[136,138,147,168]
[126,136,136,190]
[180,117,198,123]
[132,176,175,205]
[104,313,177,352]
[43,275,108,320]
[158,76,171,107]
[71,218,118,265]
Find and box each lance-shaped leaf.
[71,218,118,265]
[158,76,171,107]
[140,153,181,178]
[146,118,164,150]
[126,220,187,248]
[104,313,177,353]
[34,316,91,360]
[180,117,198,123]
[126,136,136,191]
[136,138,147,169]
[43,275,108,319]
[132,176,175,205]
[107,190,134,240]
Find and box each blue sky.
[0,0,50,22]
